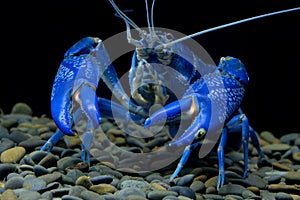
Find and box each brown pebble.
[204,176,218,188]
[292,152,300,162]
[0,146,26,163]
[268,184,300,193]
[75,176,93,189]
[272,162,293,171]
[1,189,18,200]
[89,183,117,194]
[151,182,167,190]
[285,171,300,184]
[247,186,260,194]
[194,175,207,182]
[290,194,300,200]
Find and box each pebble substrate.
[0,102,300,200]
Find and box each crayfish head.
[218,56,249,86]
[134,30,174,66]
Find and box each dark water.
[1,0,299,138]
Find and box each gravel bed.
[0,102,300,200]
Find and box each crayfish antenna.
[160,7,300,48]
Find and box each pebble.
[0,102,300,200]
[0,138,15,154]
[1,189,18,200]
[90,183,117,194]
[11,102,33,116]
[218,183,247,196]
[0,146,26,163]
[284,171,300,184]
[5,176,24,189]
[147,190,178,200]
[89,175,113,184]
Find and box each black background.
[1,0,299,137]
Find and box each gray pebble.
[62,195,84,200]
[57,157,83,170]
[119,179,152,192]
[33,165,49,176]
[162,196,180,200]
[295,138,300,146]
[1,117,18,128]
[280,133,300,145]
[38,182,60,194]
[260,131,277,143]
[20,171,35,177]
[7,130,30,144]
[7,172,22,180]
[89,175,113,184]
[125,195,148,200]
[245,174,268,189]
[275,192,293,200]
[0,138,15,153]
[114,188,146,199]
[263,144,291,153]
[145,173,164,182]
[202,194,224,200]
[19,138,47,151]
[169,186,196,199]
[18,190,41,200]
[23,175,47,191]
[147,190,178,200]
[51,188,71,197]
[68,185,87,198]
[242,189,261,199]
[218,183,246,196]
[0,125,9,137]
[224,194,244,200]
[80,190,105,200]
[39,172,62,184]
[189,180,205,193]
[266,174,282,184]
[66,169,85,183]
[5,176,24,189]
[260,189,276,199]
[227,151,244,162]
[11,102,33,116]
[101,194,117,200]
[37,153,59,168]
[176,174,195,186]
[40,191,53,200]
[145,137,168,148]
[0,163,17,179]
[19,164,34,171]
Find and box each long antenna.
[159,7,300,48]
[150,0,156,33]
[145,0,152,33]
[108,0,143,33]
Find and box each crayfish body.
[41,0,299,190]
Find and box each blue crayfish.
[41,1,300,189]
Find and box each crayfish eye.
[194,128,206,139]
[220,57,226,67]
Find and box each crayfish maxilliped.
[40,1,300,190]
